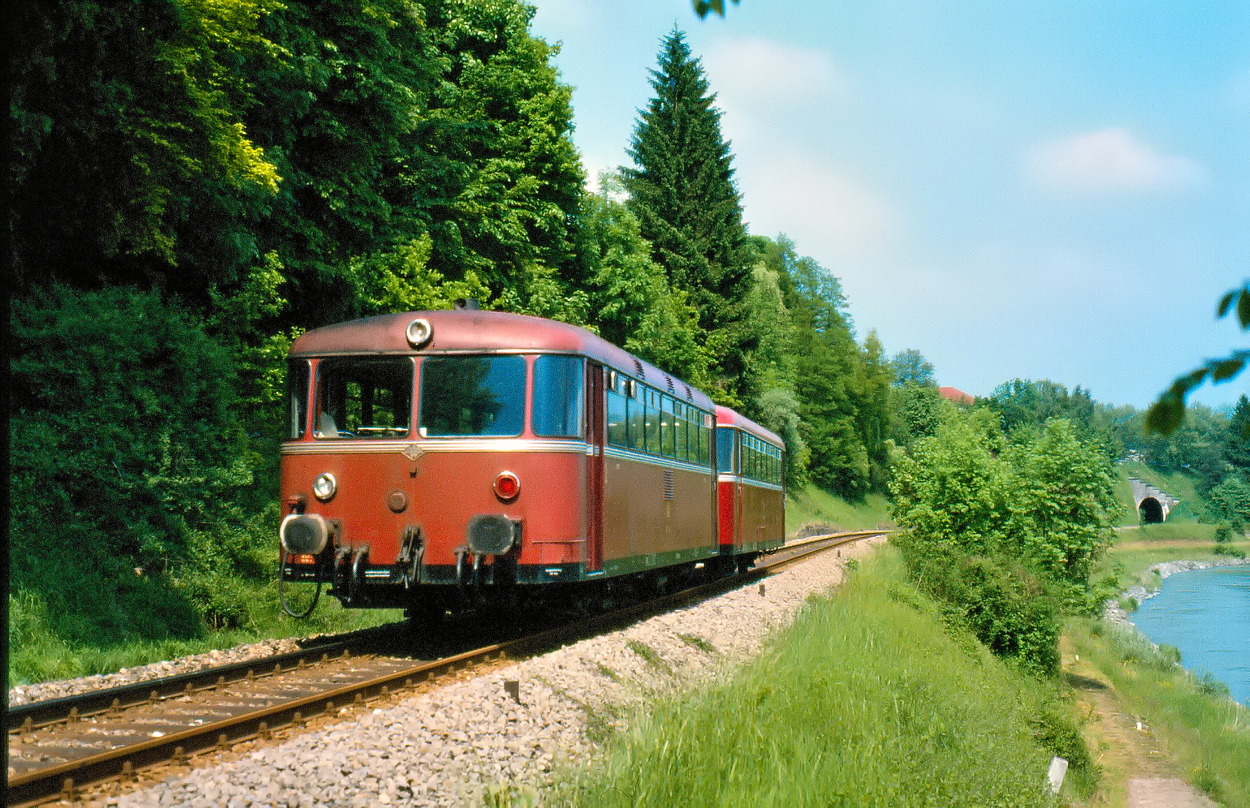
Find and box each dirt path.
[1064,652,1217,808]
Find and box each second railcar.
[715,406,786,571]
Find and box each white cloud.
[741,152,894,257]
[702,36,847,109]
[1025,128,1204,194]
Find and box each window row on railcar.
[286,353,586,441]
[741,432,783,487]
[716,427,783,486]
[605,374,712,466]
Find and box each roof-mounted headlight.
[406,318,433,348]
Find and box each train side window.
[716,428,736,474]
[626,395,644,451]
[533,355,584,438]
[643,388,659,454]
[420,356,525,437]
[675,405,689,462]
[607,390,628,447]
[287,360,310,440]
[661,396,675,458]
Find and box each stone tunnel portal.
[1139,497,1165,524]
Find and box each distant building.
[938,386,975,405]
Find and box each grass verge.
[786,484,893,535]
[7,584,400,686]
[554,548,1086,807]
[1066,617,1250,806]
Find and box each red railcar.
[278,308,774,615]
[715,406,786,568]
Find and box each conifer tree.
[622,29,753,403]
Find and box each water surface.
[1130,565,1250,705]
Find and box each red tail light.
[493,471,520,501]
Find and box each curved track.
[7,530,884,806]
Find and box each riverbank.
[1103,555,1250,627]
[1071,537,1250,806]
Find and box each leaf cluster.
[1147,282,1250,435]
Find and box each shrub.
[10,286,259,646]
[907,548,1060,676]
[1030,704,1098,796]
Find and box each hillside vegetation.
[9,1,1248,704]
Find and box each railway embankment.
[64,537,885,806]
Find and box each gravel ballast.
[60,538,884,807]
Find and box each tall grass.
[8,584,400,686]
[1067,618,1250,805]
[558,550,1080,807]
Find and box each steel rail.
[7,529,884,806]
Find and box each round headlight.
[312,472,337,502]
[406,318,433,348]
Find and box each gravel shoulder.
[55,537,884,807]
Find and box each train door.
[586,362,605,571]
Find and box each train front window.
[421,356,525,437]
[315,357,413,439]
[533,355,584,438]
[286,360,310,440]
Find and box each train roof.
[715,405,784,447]
[290,310,715,409]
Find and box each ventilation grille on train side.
[663,469,675,500]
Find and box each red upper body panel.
[290,310,715,411]
[714,405,783,448]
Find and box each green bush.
[10,286,261,647]
[1030,703,1098,796]
[923,552,1061,676]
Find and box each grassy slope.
[557,548,1088,807]
[1118,461,1209,523]
[8,588,401,686]
[786,484,894,535]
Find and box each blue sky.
[526,0,1250,411]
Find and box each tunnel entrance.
[1139,497,1164,524]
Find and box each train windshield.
[420,356,525,437]
[314,357,413,439]
[286,360,310,440]
[532,355,583,438]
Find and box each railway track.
[6,530,884,806]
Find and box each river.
[1130,564,1250,706]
